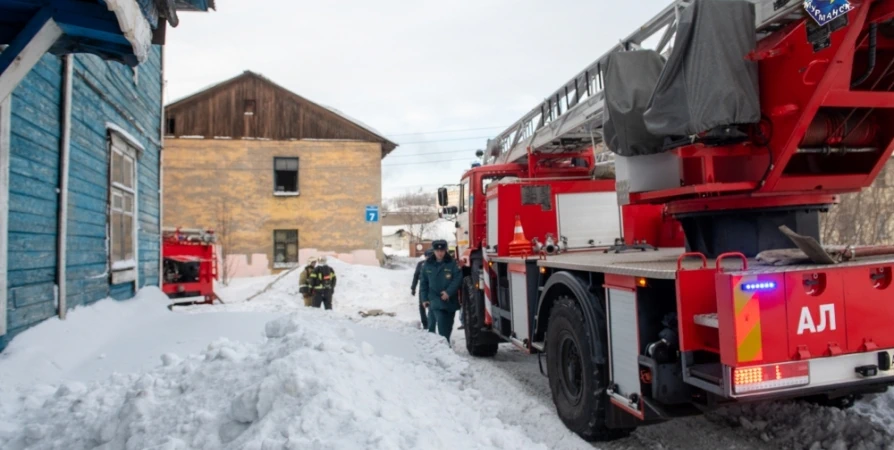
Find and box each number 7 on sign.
[368,212,376,221]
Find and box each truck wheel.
[463,276,499,357]
[546,296,633,442]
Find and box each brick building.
[162,71,397,276]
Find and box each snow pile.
[0,286,279,421]
[187,259,424,330]
[856,392,894,434]
[0,288,172,388]
[216,275,280,303]
[0,314,546,450]
[382,246,409,257]
[709,401,893,449]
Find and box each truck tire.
[463,276,499,357]
[546,296,633,442]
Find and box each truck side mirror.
[442,206,458,215]
[437,187,448,207]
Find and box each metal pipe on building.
[159,46,165,289]
[57,54,73,319]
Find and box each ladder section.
[484,0,806,166]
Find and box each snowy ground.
[1,258,894,449]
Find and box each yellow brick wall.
[163,139,383,270]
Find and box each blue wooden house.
[0,0,215,350]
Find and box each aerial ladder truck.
[437,0,894,442]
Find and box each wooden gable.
[164,71,397,157]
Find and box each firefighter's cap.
[432,240,448,251]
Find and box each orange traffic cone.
[508,215,532,257]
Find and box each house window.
[273,230,299,268]
[244,99,256,116]
[109,131,139,284]
[166,117,176,135]
[274,157,299,194]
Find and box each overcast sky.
[163,0,671,200]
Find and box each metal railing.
[483,0,805,166]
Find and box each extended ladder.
[484,0,809,166]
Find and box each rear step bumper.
[686,348,894,399]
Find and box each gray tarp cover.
[602,50,666,157]
[642,0,760,137]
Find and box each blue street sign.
[365,205,379,223]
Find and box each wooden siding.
[4,55,63,349]
[0,47,164,351]
[164,72,396,156]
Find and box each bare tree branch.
[386,190,437,247]
[821,160,894,246]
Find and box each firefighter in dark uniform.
[411,249,434,329]
[310,256,337,310]
[419,240,462,343]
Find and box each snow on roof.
[320,104,386,140]
[381,219,456,244]
[382,225,407,236]
[104,0,153,63]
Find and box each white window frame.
[272,229,299,269]
[0,96,10,336]
[108,129,141,286]
[273,157,299,196]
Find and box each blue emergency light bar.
[742,281,777,292]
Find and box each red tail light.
[732,362,810,394]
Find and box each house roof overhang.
[0,0,213,102]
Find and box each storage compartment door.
[487,197,498,253]
[556,192,620,249]
[608,288,641,401]
[509,271,529,342]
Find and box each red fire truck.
[439,0,894,442]
[162,227,220,307]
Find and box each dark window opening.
[274,157,299,193]
[166,118,176,135]
[244,99,256,116]
[273,230,299,264]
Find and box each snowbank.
[0,287,278,399]
[0,314,546,450]
[856,392,894,435]
[709,400,894,449]
[0,288,171,388]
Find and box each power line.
[396,135,493,145]
[384,157,474,167]
[385,126,506,137]
[386,148,480,158]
